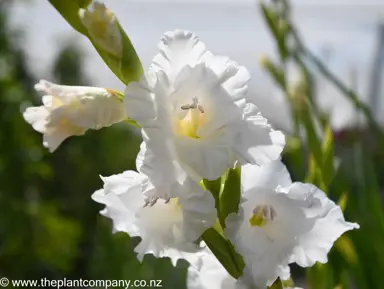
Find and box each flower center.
[249,205,277,227]
[175,97,206,139]
[139,197,183,232]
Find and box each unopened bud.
[79,2,122,56]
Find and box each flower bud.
[23,80,126,152]
[79,2,122,57]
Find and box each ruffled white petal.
[23,106,49,133]
[233,103,285,166]
[151,30,210,81]
[187,249,237,289]
[241,160,292,193]
[42,124,86,152]
[286,183,360,267]
[65,92,126,129]
[204,55,250,102]
[138,130,187,199]
[124,71,158,125]
[35,80,107,102]
[174,135,236,181]
[92,170,216,266]
[92,171,145,235]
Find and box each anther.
[253,205,277,221]
[180,97,203,112]
[181,104,192,110]
[250,205,278,227]
[143,196,159,208]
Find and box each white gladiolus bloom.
[79,2,122,56]
[23,80,126,152]
[92,170,216,265]
[124,30,284,199]
[225,161,359,288]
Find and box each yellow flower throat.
[176,97,206,139]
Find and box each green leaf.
[307,263,334,289]
[48,0,87,35]
[77,0,92,8]
[282,278,294,288]
[268,278,284,289]
[118,22,144,84]
[337,192,348,212]
[321,123,335,187]
[202,177,222,206]
[219,167,241,228]
[202,228,244,279]
[260,56,286,89]
[300,105,323,168]
[260,3,288,61]
[335,235,358,265]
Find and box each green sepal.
[124,119,140,129]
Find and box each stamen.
[143,196,159,208]
[180,97,202,111]
[249,205,278,227]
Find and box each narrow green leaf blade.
[321,123,335,187]
[118,22,144,83]
[77,0,92,8]
[48,0,87,35]
[202,228,244,279]
[219,167,241,228]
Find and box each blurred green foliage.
[0,2,187,288]
[261,1,384,288]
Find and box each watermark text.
[0,277,162,288]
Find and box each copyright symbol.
[0,277,9,287]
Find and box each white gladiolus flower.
[225,161,359,288]
[23,80,126,152]
[125,30,284,198]
[79,2,122,56]
[92,170,216,265]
